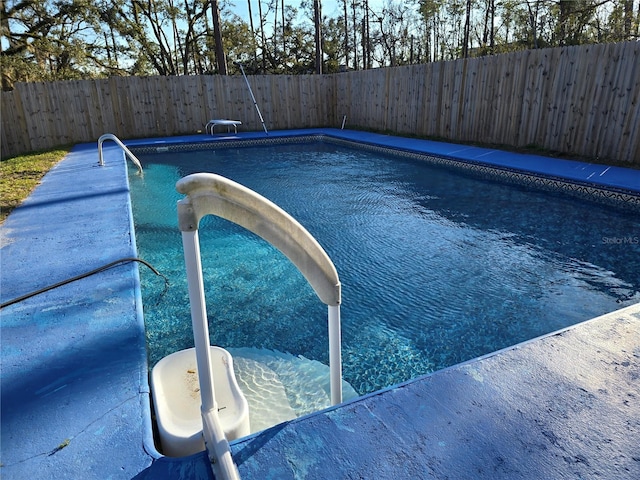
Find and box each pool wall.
[1,129,638,479]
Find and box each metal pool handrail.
[97,133,143,174]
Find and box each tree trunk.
[462,0,471,57]
[527,1,540,49]
[490,0,495,51]
[623,0,633,38]
[210,0,227,74]
[247,0,259,68]
[364,0,370,69]
[273,0,279,60]
[351,0,358,70]
[343,0,349,68]
[281,0,286,63]
[257,0,267,72]
[313,0,323,74]
[558,0,572,45]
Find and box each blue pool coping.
[1,128,639,479]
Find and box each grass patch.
[0,148,69,223]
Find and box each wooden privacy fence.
[334,41,639,165]
[2,41,638,165]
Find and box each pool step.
[230,347,359,433]
[232,355,297,432]
[150,347,250,457]
[151,346,359,449]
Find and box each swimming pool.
[129,138,640,400]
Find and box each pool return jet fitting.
[151,173,342,480]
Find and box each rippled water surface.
[130,142,640,395]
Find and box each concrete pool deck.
[1,129,639,479]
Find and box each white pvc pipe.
[181,230,240,480]
[328,304,343,405]
[202,409,241,480]
[182,230,216,410]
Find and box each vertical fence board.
[592,43,623,158]
[520,49,543,147]
[1,89,28,154]
[428,61,444,137]
[412,65,426,136]
[536,47,561,149]
[570,45,597,155]
[17,83,44,151]
[461,57,480,142]
[404,66,420,134]
[600,41,638,161]
[490,55,508,144]
[618,44,640,162]
[512,49,531,146]
[559,47,581,152]
[535,46,566,150]
[479,55,498,144]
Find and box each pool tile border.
[130,134,640,212]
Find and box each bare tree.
[210,0,227,73]
[257,0,267,71]
[481,0,496,54]
[246,0,259,66]
[282,0,286,61]
[343,0,349,68]
[313,0,323,73]
[370,1,423,67]
[462,0,471,57]
[363,0,370,68]
[351,0,359,69]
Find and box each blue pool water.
[130,141,640,395]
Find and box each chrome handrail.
[98,133,143,174]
